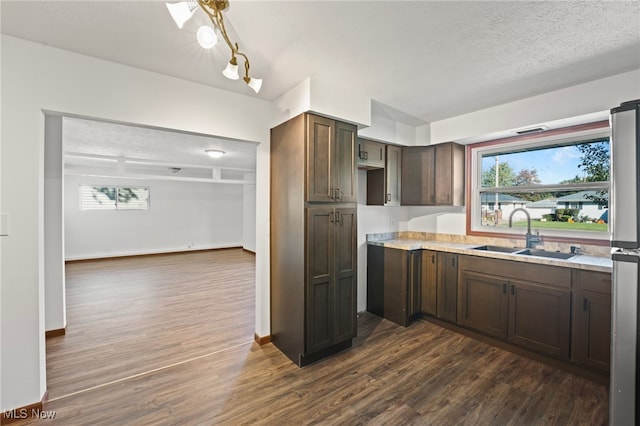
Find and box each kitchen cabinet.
[366,246,421,327]
[436,252,458,322]
[401,142,465,206]
[458,255,571,360]
[357,138,385,169]
[572,270,611,373]
[508,279,571,359]
[420,250,438,316]
[307,114,357,203]
[366,145,402,206]
[458,270,509,339]
[271,113,358,366]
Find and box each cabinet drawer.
[573,269,611,294]
[459,255,571,289]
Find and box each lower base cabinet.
[367,246,421,327]
[572,270,612,373]
[367,246,612,375]
[458,256,572,360]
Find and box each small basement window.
[80,186,150,210]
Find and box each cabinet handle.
[335,188,342,200]
[510,285,515,296]
[431,254,435,264]
[451,257,456,267]
[583,298,589,311]
[503,283,507,294]
[329,211,335,223]
[336,212,341,225]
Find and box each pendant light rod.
[197,0,252,82]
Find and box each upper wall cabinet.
[401,142,465,206]
[357,138,385,169]
[366,144,401,206]
[307,114,357,203]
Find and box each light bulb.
[197,26,218,49]
[206,149,225,159]
[245,77,263,93]
[165,2,198,29]
[222,59,239,80]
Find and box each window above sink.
[467,121,611,245]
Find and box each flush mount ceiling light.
[205,149,225,158]
[166,0,263,93]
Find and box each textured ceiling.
[62,117,257,170]
[2,1,640,164]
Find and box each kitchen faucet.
[508,208,543,249]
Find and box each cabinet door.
[366,245,384,318]
[434,143,453,205]
[458,270,508,339]
[358,139,385,168]
[421,250,438,316]
[334,122,357,203]
[383,248,410,326]
[436,253,458,322]
[334,208,357,343]
[401,146,435,205]
[306,207,334,353]
[508,280,571,359]
[573,290,611,372]
[307,115,335,202]
[385,145,402,206]
[408,251,422,318]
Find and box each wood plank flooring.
[13,250,607,424]
[47,249,256,399]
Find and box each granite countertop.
[367,238,612,273]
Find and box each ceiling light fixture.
[205,149,225,158]
[166,0,263,93]
[196,25,219,49]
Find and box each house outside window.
[469,122,610,242]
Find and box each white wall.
[1,34,273,411]
[430,69,640,144]
[44,116,66,332]
[64,176,244,260]
[242,173,256,253]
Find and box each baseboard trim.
[45,327,66,339]
[65,246,244,263]
[254,333,271,345]
[1,391,48,425]
[243,248,256,255]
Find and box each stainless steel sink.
[471,245,521,254]
[514,249,576,260]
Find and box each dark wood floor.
[14,250,607,424]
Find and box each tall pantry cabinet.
[270,113,358,367]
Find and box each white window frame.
[80,185,150,211]
[468,124,610,242]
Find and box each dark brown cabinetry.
[271,113,358,366]
[572,270,611,372]
[508,279,571,359]
[436,252,458,322]
[357,138,385,169]
[420,250,438,316]
[307,114,357,203]
[458,256,572,360]
[401,142,465,206]
[366,145,402,206]
[366,246,421,327]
